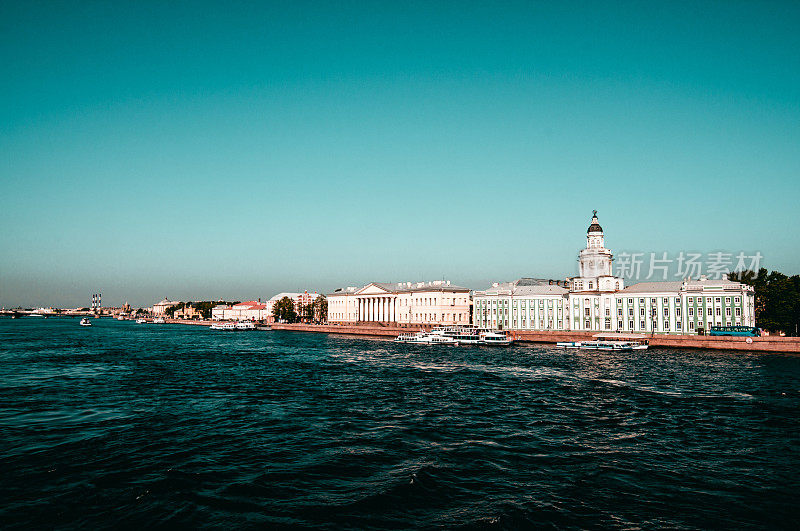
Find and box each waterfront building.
[474,212,755,334]
[151,297,180,316]
[326,280,471,326]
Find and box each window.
[735,308,741,317]
[708,307,713,316]
[585,320,591,328]
[735,297,740,304]
[715,297,721,303]
[664,308,669,317]
[629,320,634,329]
[619,320,624,329]
[725,297,731,304]
[689,297,694,303]
[726,308,731,316]
[689,321,695,330]
[639,298,644,304]
[588,281,594,289]
[585,308,590,316]
[605,308,610,316]
[628,298,633,304]
[677,322,682,330]
[663,298,668,304]
[665,321,670,330]
[640,308,645,316]
[617,308,623,316]
[558,320,563,328]
[651,298,656,305]
[716,308,721,316]
[640,320,645,329]
[605,318,611,329]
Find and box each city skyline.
[2,2,799,308]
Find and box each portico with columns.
[327,281,471,326]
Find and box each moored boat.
[152,317,165,324]
[210,321,236,330]
[136,318,147,324]
[79,318,92,327]
[235,321,256,330]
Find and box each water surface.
[1,318,799,529]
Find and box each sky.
[1,1,799,308]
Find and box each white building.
[327,280,471,326]
[151,297,180,316]
[474,212,755,334]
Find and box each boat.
[394,331,459,345]
[210,322,236,330]
[256,325,272,331]
[235,321,256,330]
[479,330,512,346]
[556,340,648,351]
[136,318,147,324]
[428,325,513,346]
[79,318,92,327]
[152,317,165,324]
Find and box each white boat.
[235,321,256,330]
[394,331,459,345]
[79,318,92,327]
[556,340,648,351]
[479,331,512,346]
[136,318,147,324]
[210,322,236,330]
[152,317,165,324]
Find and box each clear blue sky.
[1,1,799,308]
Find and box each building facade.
[474,212,755,334]
[327,280,471,326]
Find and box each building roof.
[478,278,568,296]
[618,281,684,293]
[327,281,470,297]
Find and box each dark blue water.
[1,318,799,529]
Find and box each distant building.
[474,212,755,334]
[151,297,180,316]
[174,303,203,320]
[327,280,471,326]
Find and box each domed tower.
[579,210,614,280]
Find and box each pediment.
[356,283,391,295]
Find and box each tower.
[578,210,613,279]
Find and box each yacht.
[79,318,92,327]
[136,318,147,324]
[210,321,236,331]
[235,321,256,330]
[479,330,512,346]
[152,317,165,324]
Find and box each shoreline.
[159,319,800,353]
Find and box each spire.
[587,210,603,233]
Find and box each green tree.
[730,268,800,335]
[273,296,298,323]
[311,295,327,324]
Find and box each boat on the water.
[557,333,649,351]
[136,318,147,324]
[394,331,459,345]
[235,321,256,330]
[79,318,92,327]
[210,322,236,331]
[256,325,272,331]
[152,317,165,324]
[428,326,513,346]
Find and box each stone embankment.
[160,319,800,353]
[270,323,800,353]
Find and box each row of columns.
[357,296,397,323]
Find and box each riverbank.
[159,319,800,353]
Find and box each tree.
[300,302,314,323]
[311,295,328,324]
[730,268,800,335]
[273,296,298,323]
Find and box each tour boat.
[479,331,512,346]
[235,321,256,330]
[152,317,165,324]
[210,322,236,331]
[556,340,648,351]
[79,318,92,327]
[394,332,459,345]
[136,318,147,324]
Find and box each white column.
[382,298,386,322]
[370,298,374,322]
